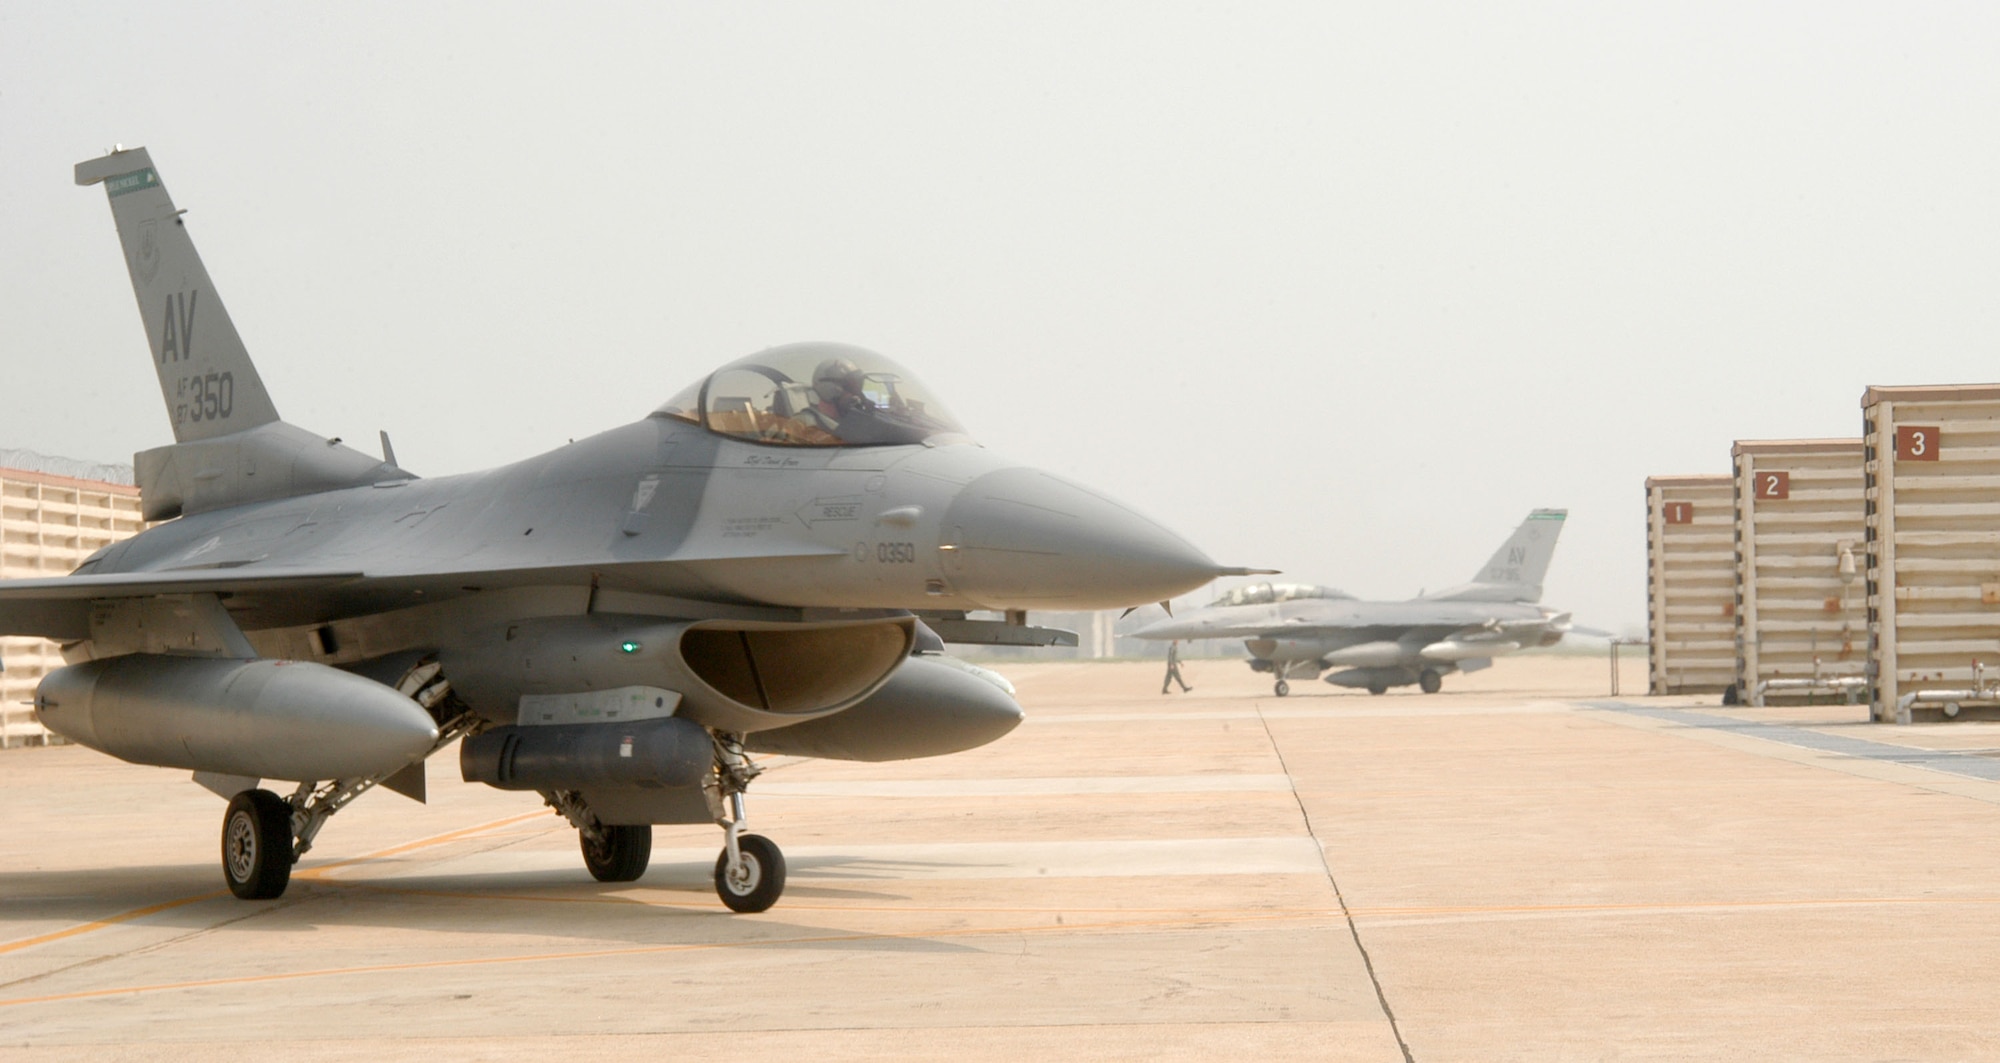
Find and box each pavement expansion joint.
[1253,704,1416,1063]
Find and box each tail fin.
[1424,509,1567,603]
[75,147,280,442]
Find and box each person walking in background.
[1162,640,1192,694]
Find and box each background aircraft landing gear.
[581,824,652,882]
[1274,679,1290,697]
[1419,669,1443,694]
[222,789,293,900]
[1367,684,1388,696]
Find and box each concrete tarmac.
[6,654,2000,1060]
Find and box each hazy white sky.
[5,2,1999,633]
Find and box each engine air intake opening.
[680,622,911,714]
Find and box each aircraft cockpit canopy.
[1210,582,1354,607]
[656,342,972,447]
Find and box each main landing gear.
[218,707,476,901]
[222,789,293,899]
[1274,679,1290,697]
[1419,668,1443,694]
[582,823,652,882]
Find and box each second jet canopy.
[657,342,973,448]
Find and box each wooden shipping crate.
[1731,439,1866,705]
[1863,385,2000,721]
[1647,474,1736,695]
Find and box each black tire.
[1367,684,1388,696]
[1419,669,1442,694]
[222,789,294,900]
[582,824,652,882]
[1274,680,1290,697]
[1721,684,1739,706]
[714,834,786,913]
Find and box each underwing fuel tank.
[1420,639,1521,662]
[1319,641,1407,668]
[35,656,439,781]
[745,654,1023,761]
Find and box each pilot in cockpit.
[790,357,878,442]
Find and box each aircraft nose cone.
[941,467,1224,610]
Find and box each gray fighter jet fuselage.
[1136,509,1571,696]
[1,146,1243,913]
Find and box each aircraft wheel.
[714,834,786,913]
[222,789,294,900]
[1275,680,1290,697]
[1419,669,1442,694]
[1367,684,1388,696]
[582,824,652,882]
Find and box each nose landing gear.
[709,734,786,913]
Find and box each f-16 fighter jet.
[1135,509,1571,697]
[0,147,1244,912]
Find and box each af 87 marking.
[174,371,235,425]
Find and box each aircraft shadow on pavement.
[0,862,979,954]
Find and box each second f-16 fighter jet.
[1135,509,1572,697]
[0,147,1244,912]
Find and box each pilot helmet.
[812,357,865,402]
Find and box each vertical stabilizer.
[1424,509,1568,603]
[76,147,281,442]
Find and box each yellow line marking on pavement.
[0,893,227,957]
[0,810,550,957]
[292,811,549,880]
[0,909,1343,1009]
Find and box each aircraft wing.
[0,546,853,641]
[0,570,367,640]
